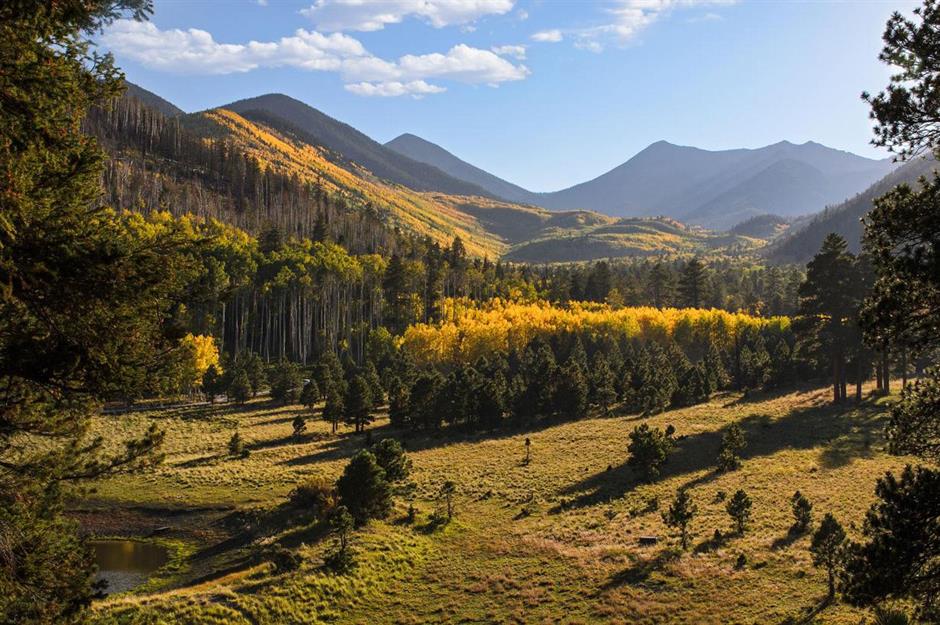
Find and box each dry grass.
[88,383,912,624]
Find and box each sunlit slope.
[505,216,763,262]
[202,108,505,257]
[201,109,764,262]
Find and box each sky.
[99,0,919,192]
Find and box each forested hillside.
[767,156,938,263]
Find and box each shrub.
[288,476,336,520]
[662,489,696,550]
[228,432,247,457]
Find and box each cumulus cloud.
[301,0,514,32]
[101,20,528,97]
[344,80,446,97]
[491,44,526,60]
[531,29,563,43]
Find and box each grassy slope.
[88,383,912,625]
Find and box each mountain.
[125,81,184,117]
[222,94,492,198]
[767,156,938,264]
[384,134,896,230]
[385,133,539,205]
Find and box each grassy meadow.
[82,383,912,625]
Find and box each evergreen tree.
[648,261,677,308]
[811,513,847,599]
[371,438,411,482]
[336,451,392,525]
[679,257,709,309]
[292,415,307,439]
[269,360,303,405]
[0,4,180,619]
[662,489,696,550]
[703,341,730,391]
[554,361,589,420]
[322,383,345,433]
[843,466,940,619]
[797,234,861,403]
[202,364,223,404]
[229,370,252,404]
[228,432,246,457]
[725,489,752,534]
[791,491,813,534]
[590,352,617,414]
[344,375,373,433]
[363,360,385,406]
[383,253,411,333]
[440,480,457,521]
[386,376,411,429]
[300,379,320,410]
[717,422,747,472]
[241,351,268,396]
[627,424,674,481]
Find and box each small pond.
[92,539,169,596]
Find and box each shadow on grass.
[771,527,807,551]
[559,395,886,509]
[781,594,834,625]
[600,547,682,591]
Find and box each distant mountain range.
[109,83,917,263]
[386,134,897,230]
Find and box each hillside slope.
[767,156,938,264]
[224,94,492,198]
[386,133,539,205]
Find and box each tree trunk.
[832,351,840,404]
[901,348,908,388]
[883,348,891,395]
[855,357,863,402]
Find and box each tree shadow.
[600,547,681,591]
[559,396,886,509]
[780,594,833,625]
[771,527,807,551]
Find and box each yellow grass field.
[85,383,912,625]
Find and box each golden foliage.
[402,298,790,365]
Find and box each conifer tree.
[662,489,696,550]
[725,489,752,534]
[811,513,846,599]
[679,257,709,309]
[322,383,345,433]
[344,375,373,433]
[336,451,392,525]
[300,379,320,411]
[717,422,747,472]
[791,491,813,534]
[590,352,618,414]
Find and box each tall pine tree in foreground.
[0,2,192,622]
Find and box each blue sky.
[101,0,917,192]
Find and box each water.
[92,539,169,596]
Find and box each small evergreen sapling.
[662,489,696,550]
[726,489,752,535]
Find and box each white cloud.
[301,0,514,32]
[533,0,735,51]
[345,80,446,97]
[531,29,563,43]
[491,44,526,60]
[101,20,528,96]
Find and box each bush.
[228,432,247,457]
[288,477,336,520]
[267,545,301,574]
[292,415,307,439]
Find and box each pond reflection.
[92,539,169,596]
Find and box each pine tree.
[269,360,303,405]
[679,257,709,309]
[627,424,674,481]
[662,489,696,550]
[300,379,320,410]
[590,352,617,414]
[202,364,223,403]
[229,370,252,404]
[811,513,846,599]
[344,375,374,434]
[371,438,411,482]
[791,491,813,534]
[0,3,178,619]
[363,360,385,406]
[555,361,589,420]
[717,422,747,471]
[322,383,345,433]
[336,451,392,525]
[292,415,307,439]
[725,489,752,534]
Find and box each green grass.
[85,384,913,624]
